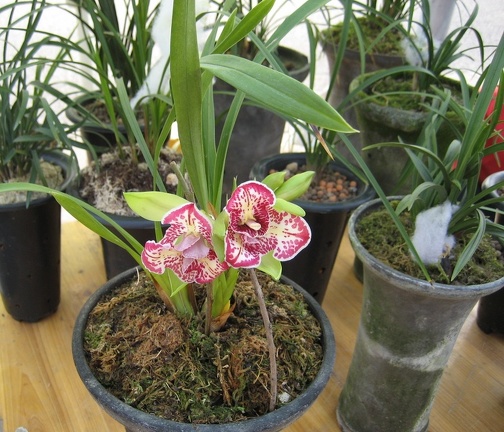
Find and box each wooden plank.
[1,220,503,431]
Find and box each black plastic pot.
[0,152,77,322]
[98,215,159,279]
[214,47,309,195]
[67,179,159,279]
[72,267,336,432]
[477,171,504,334]
[65,99,146,163]
[250,153,375,303]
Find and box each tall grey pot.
[337,198,504,432]
[321,43,403,161]
[349,72,466,195]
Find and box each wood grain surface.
[1,220,503,431]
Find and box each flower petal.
[225,181,275,237]
[267,209,311,261]
[142,240,179,274]
[224,230,276,268]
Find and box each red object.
[479,87,504,183]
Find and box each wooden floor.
[1,220,503,431]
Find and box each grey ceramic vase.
[337,198,504,432]
[349,72,466,195]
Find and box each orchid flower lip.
[223,181,311,269]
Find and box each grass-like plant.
[339,32,504,282]
[0,0,78,185]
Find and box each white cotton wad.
[400,23,439,68]
[411,201,458,265]
[130,0,209,108]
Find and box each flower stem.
[205,283,213,336]
[248,268,277,412]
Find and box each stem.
[248,268,277,412]
[205,283,213,336]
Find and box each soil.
[322,17,404,55]
[83,270,324,424]
[79,147,182,216]
[356,202,504,285]
[82,98,145,126]
[0,160,64,205]
[365,73,466,111]
[268,161,359,204]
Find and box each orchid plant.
[0,0,351,411]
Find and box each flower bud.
[274,171,314,202]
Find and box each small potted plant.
[0,0,351,428]
[349,0,483,194]
[334,32,504,432]
[0,0,78,322]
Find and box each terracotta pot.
[337,197,504,432]
[0,152,77,322]
[72,267,336,432]
[250,153,375,302]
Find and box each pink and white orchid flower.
[224,181,311,268]
[142,202,228,283]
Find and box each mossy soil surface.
[322,17,403,55]
[363,73,466,111]
[84,271,323,424]
[356,204,504,285]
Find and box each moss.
[322,17,403,55]
[84,271,323,424]
[356,205,504,285]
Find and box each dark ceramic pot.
[65,99,147,163]
[0,152,77,322]
[321,41,404,161]
[72,267,336,432]
[214,47,309,195]
[250,153,375,303]
[349,72,467,195]
[477,171,504,334]
[337,197,504,432]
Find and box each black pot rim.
[250,152,376,213]
[0,151,78,211]
[72,267,336,431]
[349,196,504,298]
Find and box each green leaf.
[275,171,315,202]
[200,54,355,133]
[273,198,306,217]
[258,252,282,281]
[260,171,287,191]
[124,191,189,221]
[451,210,486,281]
[213,0,275,55]
[171,0,208,208]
